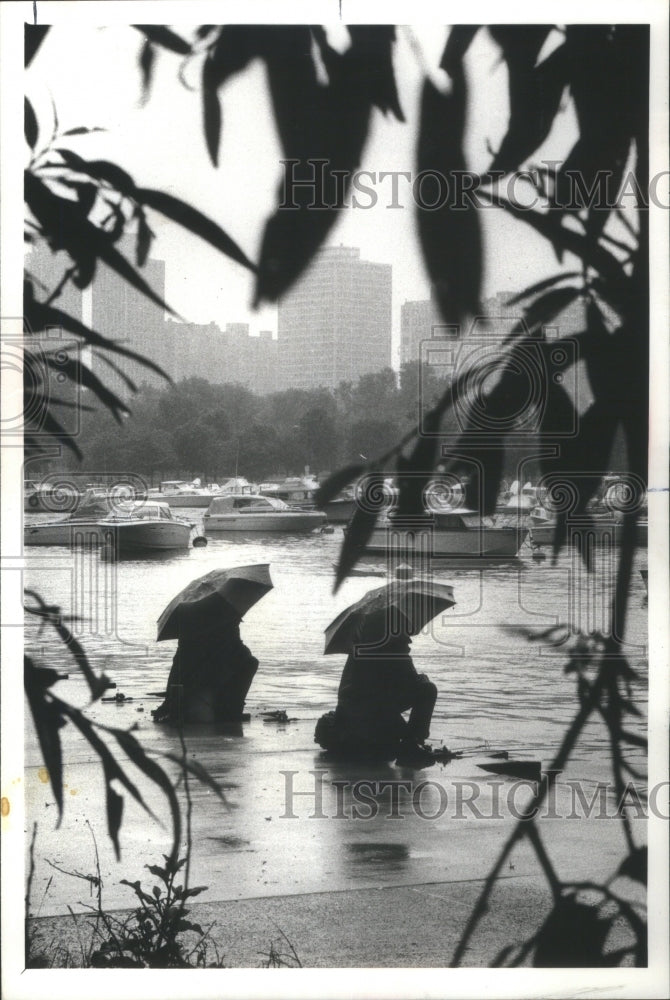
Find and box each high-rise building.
[90,237,167,398]
[400,292,444,368]
[400,289,526,364]
[277,245,392,390]
[156,320,279,394]
[161,319,227,386]
[238,329,279,395]
[400,288,587,354]
[26,244,84,324]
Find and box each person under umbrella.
[152,565,272,725]
[316,581,455,765]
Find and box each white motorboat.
[529,476,648,548]
[529,506,648,548]
[204,493,326,532]
[148,480,220,508]
[152,478,258,507]
[24,491,118,546]
[24,479,84,512]
[362,507,528,559]
[218,477,256,495]
[159,488,218,508]
[99,501,194,553]
[260,476,320,509]
[529,502,622,547]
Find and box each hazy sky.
[26,20,579,356]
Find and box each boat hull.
[364,523,526,559]
[531,518,647,548]
[321,499,357,523]
[24,521,106,547]
[100,521,193,552]
[204,511,326,532]
[530,521,621,547]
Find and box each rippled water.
[24,511,648,773]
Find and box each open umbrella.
[157,564,273,641]
[324,580,455,655]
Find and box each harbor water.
[24,513,649,769]
[19,514,650,920]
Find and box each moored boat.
[529,476,648,548]
[530,509,647,548]
[218,477,256,495]
[24,490,119,546]
[149,480,221,508]
[204,493,326,532]
[24,479,85,512]
[99,501,194,553]
[529,504,627,547]
[24,480,47,511]
[260,476,320,509]
[319,488,358,524]
[495,481,540,515]
[152,477,258,507]
[635,517,648,548]
[362,508,527,559]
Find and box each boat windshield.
[106,502,172,521]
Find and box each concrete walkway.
[29,872,561,968]
[22,708,648,974]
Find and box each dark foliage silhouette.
[23,23,648,967]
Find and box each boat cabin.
[206,494,290,516]
[260,477,318,505]
[218,477,255,494]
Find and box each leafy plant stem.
[451,666,607,966]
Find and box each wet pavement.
[23,710,645,919]
[18,527,649,972]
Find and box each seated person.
[315,614,437,764]
[152,599,258,724]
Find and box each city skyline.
[28,238,592,400]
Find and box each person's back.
[153,602,258,724]
[317,617,437,760]
[337,632,418,743]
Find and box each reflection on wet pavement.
[23,526,648,915]
[346,843,410,872]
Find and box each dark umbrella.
[324,580,455,655]
[157,564,273,641]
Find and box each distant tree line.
[30,353,629,486]
[38,362,449,483]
